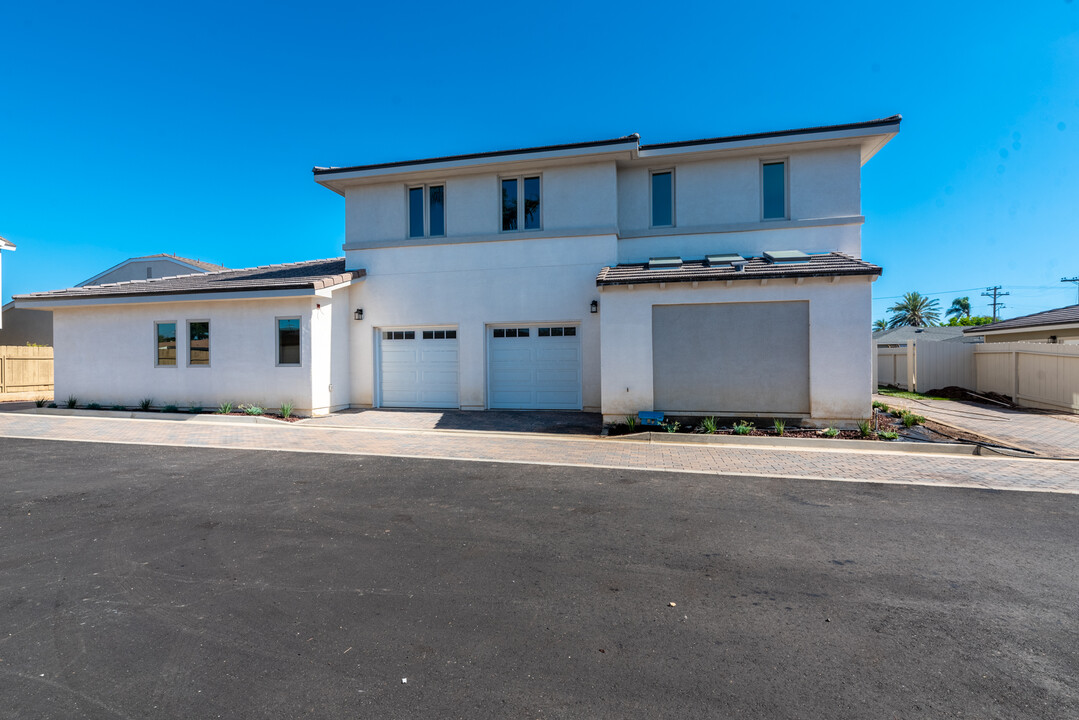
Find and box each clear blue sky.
[2,1,1077,322]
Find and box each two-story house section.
[314,115,899,424]
[14,115,898,423]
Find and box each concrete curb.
[611,430,984,456]
[16,407,292,425]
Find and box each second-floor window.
[501,176,541,231]
[651,170,674,227]
[409,185,445,238]
[762,160,787,220]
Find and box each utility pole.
[981,286,1010,321]
[1062,277,1079,305]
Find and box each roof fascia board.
[637,123,900,161]
[972,322,1079,336]
[13,287,321,310]
[0,238,15,250]
[314,141,639,193]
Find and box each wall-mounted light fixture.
[354,308,364,321]
[590,300,598,314]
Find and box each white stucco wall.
[616,224,863,264]
[346,234,614,411]
[51,297,322,413]
[598,276,874,425]
[343,161,618,248]
[309,286,352,413]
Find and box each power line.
[981,286,1010,321]
[1062,276,1079,305]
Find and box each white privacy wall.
[51,297,319,412]
[599,276,874,424]
[346,234,614,411]
[309,286,352,414]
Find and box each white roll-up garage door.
[488,325,582,409]
[379,328,459,408]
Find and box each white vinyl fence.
[875,339,1079,414]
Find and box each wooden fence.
[875,340,1079,414]
[0,345,54,395]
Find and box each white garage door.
[379,328,459,408]
[488,325,582,409]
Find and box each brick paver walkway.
[1,413,1078,494]
[878,394,1079,458]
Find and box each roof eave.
[596,268,881,288]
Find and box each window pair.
[648,160,788,227]
[155,321,209,367]
[409,185,445,238]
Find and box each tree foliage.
[945,296,971,319]
[944,315,994,326]
[887,292,941,328]
[873,319,888,332]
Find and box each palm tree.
[887,292,941,328]
[945,296,971,320]
[873,319,888,332]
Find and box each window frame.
[275,316,302,367]
[499,174,542,232]
[760,158,789,221]
[154,321,177,368]
[186,319,211,368]
[649,168,675,228]
[407,183,446,238]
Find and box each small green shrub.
[823,425,840,438]
[857,419,872,438]
[139,398,154,411]
[111,405,125,411]
[217,401,233,414]
[163,404,179,413]
[280,401,294,419]
[47,402,57,408]
[662,420,681,433]
[901,411,925,428]
[240,403,265,416]
[35,397,48,408]
[189,406,203,414]
[733,420,754,436]
[66,395,78,409]
[700,416,719,434]
[879,430,899,441]
[86,402,102,411]
[872,400,890,413]
[624,415,639,431]
[772,419,786,436]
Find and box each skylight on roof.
[763,250,811,264]
[648,257,683,269]
[705,253,744,267]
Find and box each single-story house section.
[873,325,982,347]
[0,235,15,329]
[963,304,1079,344]
[16,115,901,423]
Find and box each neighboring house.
[873,326,982,347]
[963,304,1079,344]
[0,235,14,329]
[14,116,900,422]
[0,253,227,346]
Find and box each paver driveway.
[0,412,1077,494]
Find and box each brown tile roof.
[963,304,1079,333]
[16,258,363,302]
[596,252,881,287]
[148,254,229,272]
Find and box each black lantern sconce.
[590,300,598,314]
[354,308,364,321]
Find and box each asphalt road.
[1,437,1077,719]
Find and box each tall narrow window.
[155,322,176,366]
[277,317,300,365]
[408,187,425,238]
[409,185,445,238]
[651,170,673,227]
[501,176,541,231]
[428,185,445,236]
[501,178,518,231]
[188,321,210,366]
[762,161,786,220]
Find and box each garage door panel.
[380,331,459,408]
[652,302,809,414]
[488,326,582,410]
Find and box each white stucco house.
[14,115,900,424]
